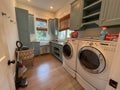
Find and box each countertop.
[50,41,65,46]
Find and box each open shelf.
[50,42,63,62]
[83,12,100,19]
[84,0,101,10]
[82,20,99,26]
[82,14,99,23]
[54,47,59,53]
[82,0,102,27]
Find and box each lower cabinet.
[50,42,63,62]
[40,45,50,55]
[31,42,40,56]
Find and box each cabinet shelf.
[83,12,100,19]
[82,14,99,23]
[81,0,102,28]
[54,50,60,54]
[82,20,99,26]
[84,0,101,10]
[50,42,63,62]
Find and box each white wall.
[55,4,70,19]
[55,0,74,18]
[15,1,55,19]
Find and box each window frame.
[59,14,70,31]
[59,29,72,39]
[35,18,48,40]
[36,18,47,31]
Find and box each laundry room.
[1,0,120,90]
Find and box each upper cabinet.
[70,0,83,30]
[82,0,102,27]
[100,0,120,26]
[70,0,120,30]
[28,14,35,34]
[15,8,31,47]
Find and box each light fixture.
[50,6,53,9]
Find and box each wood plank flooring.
[18,54,84,90]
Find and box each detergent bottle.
[100,26,108,40]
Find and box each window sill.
[40,40,50,46]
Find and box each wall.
[55,4,70,19]
[55,0,74,18]
[79,26,120,38]
[15,1,55,19]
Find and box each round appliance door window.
[63,43,73,59]
[78,46,106,74]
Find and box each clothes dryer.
[63,38,79,78]
[76,40,117,90]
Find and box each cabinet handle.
[1,12,7,16]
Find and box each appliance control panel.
[101,42,117,52]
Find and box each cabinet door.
[15,8,31,47]
[32,42,40,56]
[70,0,83,30]
[100,0,120,26]
[28,14,35,34]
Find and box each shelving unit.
[82,0,102,26]
[50,41,64,62]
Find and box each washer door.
[63,43,73,59]
[78,46,106,74]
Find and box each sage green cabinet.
[100,0,120,26]
[28,14,35,34]
[81,0,102,27]
[31,42,40,56]
[15,8,31,47]
[70,0,83,30]
[50,42,63,62]
[16,8,40,56]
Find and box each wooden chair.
[17,48,34,67]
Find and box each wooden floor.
[18,54,84,90]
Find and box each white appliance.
[63,38,79,78]
[76,40,117,90]
[106,36,120,90]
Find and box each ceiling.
[16,0,73,13]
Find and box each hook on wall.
[10,19,13,22]
[1,12,7,16]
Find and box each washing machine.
[62,38,79,78]
[76,39,117,90]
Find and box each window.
[67,29,72,38]
[59,14,72,39]
[36,18,47,40]
[59,14,70,31]
[59,29,72,39]
[36,30,47,40]
[59,30,66,39]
